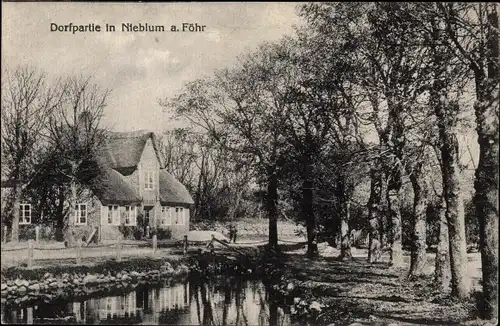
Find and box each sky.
[2,2,303,132]
[1,2,479,172]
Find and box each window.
[125,206,136,226]
[105,297,115,313]
[161,206,171,225]
[144,171,155,190]
[107,205,120,226]
[175,207,184,225]
[19,204,31,225]
[75,204,87,225]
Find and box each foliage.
[118,225,144,240]
[158,129,259,222]
[150,227,172,240]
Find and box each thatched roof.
[90,168,141,205]
[159,170,194,205]
[99,130,163,173]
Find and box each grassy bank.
[1,255,187,281]
[261,246,488,326]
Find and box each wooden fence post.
[152,234,157,255]
[3,226,7,243]
[35,226,40,243]
[27,307,33,324]
[210,234,216,255]
[146,226,150,239]
[116,238,122,262]
[27,240,34,269]
[76,239,82,265]
[183,235,188,256]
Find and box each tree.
[431,145,452,292]
[276,36,362,257]
[164,46,289,248]
[407,159,429,277]
[160,128,199,188]
[300,2,433,266]
[1,66,64,242]
[440,3,499,315]
[46,76,109,246]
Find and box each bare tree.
[46,76,109,246]
[1,66,64,242]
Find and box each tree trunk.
[430,11,470,299]
[368,168,383,263]
[194,154,206,222]
[386,99,405,268]
[302,161,317,257]
[441,128,470,298]
[434,98,471,298]
[10,181,22,242]
[64,174,77,247]
[387,184,404,268]
[340,199,353,260]
[55,185,66,242]
[435,195,451,292]
[475,96,499,320]
[473,7,499,319]
[386,154,404,267]
[267,165,279,249]
[409,163,428,278]
[337,174,352,260]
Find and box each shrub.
[19,225,36,241]
[150,227,172,240]
[118,225,144,240]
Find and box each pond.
[1,277,295,325]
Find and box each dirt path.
[282,253,483,326]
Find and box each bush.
[118,225,144,240]
[19,225,36,241]
[150,227,172,240]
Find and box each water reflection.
[2,278,292,325]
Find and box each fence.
[2,225,55,244]
[1,228,307,269]
[0,234,194,269]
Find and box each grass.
[0,235,490,326]
[279,246,485,326]
[0,243,182,270]
[1,255,187,281]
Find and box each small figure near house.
[228,222,238,243]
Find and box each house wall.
[69,193,101,243]
[99,203,143,241]
[157,204,191,240]
[138,139,160,206]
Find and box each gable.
[140,138,160,169]
[98,131,163,172]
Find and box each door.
[144,208,152,236]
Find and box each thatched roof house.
[92,130,194,207]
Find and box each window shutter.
[114,206,120,226]
[100,205,107,226]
